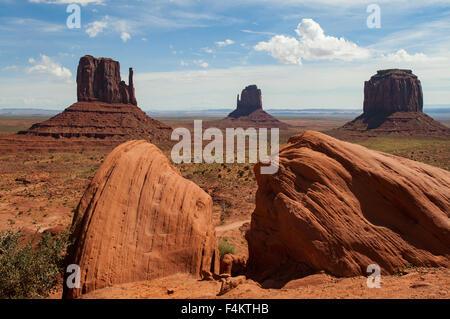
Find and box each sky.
[0,0,450,110]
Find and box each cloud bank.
[255,18,371,65]
[26,54,73,83]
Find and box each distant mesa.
[208,84,290,129]
[14,55,172,149]
[363,69,423,114]
[228,85,262,118]
[63,140,219,298]
[246,130,450,286]
[331,69,450,137]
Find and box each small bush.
[0,229,71,299]
[218,237,236,259]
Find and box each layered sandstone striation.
[331,69,449,137]
[246,131,450,285]
[63,140,219,299]
[18,102,171,143]
[336,111,450,137]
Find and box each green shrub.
[0,229,71,299]
[218,237,236,259]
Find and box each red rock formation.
[77,55,137,105]
[220,254,247,277]
[128,67,137,106]
[335,111,450,137]
[18,101,172,143]
[207,84,290,129]
[364,69,423,115]
[332,69,449,137]
[220,254,234,277]
[14,55,173,148]
[208,109,290,129]
[229,85,262,118]
[246,131,450,284]
[63,140,219,298]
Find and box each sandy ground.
[79,267,449,299]
[216,220,250,233]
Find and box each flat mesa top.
[377,69,412,74]
[82,55,117,62]
[372,69,418,80]
[244,84,259,90]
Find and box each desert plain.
[0,112,448,299]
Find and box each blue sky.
[1,0,450,110]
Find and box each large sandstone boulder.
[77,55,137,105]
[364,69,423,115]
[246,131,450,284]
[63,140,219,299]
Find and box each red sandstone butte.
[207,84,290,129]
[228,85,263,118]
[364,69,423,114]
[14,55,172,146]
[77,55,137,105]
[332,69,449,137]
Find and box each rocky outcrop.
[220,254,247,277]
[17,55,173,146]
[334,111,450,137]
[218,276,247,296]
[228,85,262,118]
[18,101,172,143]
[63,140,219,299]
[364,69,423,115]
[246,131,450,284]
[331,69,450,137]
[77,55,137,105]
[208,84,290,129]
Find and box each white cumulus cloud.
[86,19,108,37]
[120,32,131,42]
[384,49,430,63]
[255,18,371,66]
[85,17,132,42]
[216,39,234,47]
[26,54,72,83]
